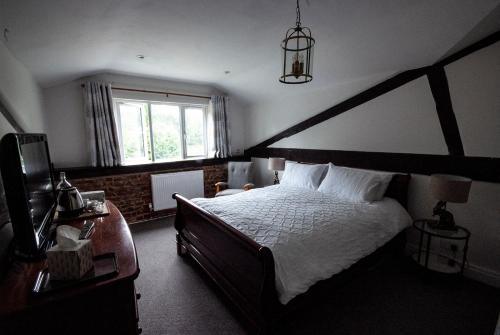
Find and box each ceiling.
[1,0,500,104]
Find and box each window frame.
[114,100,150,165]
[114,98,209,165]
[182,105,209,159]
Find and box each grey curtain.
[211,95,230,158]
[84,82,121,167]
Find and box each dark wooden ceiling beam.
[246,30,500,157]
[426,66,464,156]
[246,67,430,153]
[435,30,500,67]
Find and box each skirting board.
[406,242,500,288]
[464,264,500,289]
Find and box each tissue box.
[47,240,94,280]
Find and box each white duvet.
[191,185,411,304]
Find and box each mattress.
[191,185,411,304]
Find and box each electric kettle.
[56,172,85,217]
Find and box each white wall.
[245,42,500,287]
[43,80,86,166]
[44,73,246,167]
[244,71,394,148]
[0,41,45,136]
[0,113,15,137]
[446,41,500,158]
[272,77,447,154]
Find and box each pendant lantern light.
[279,0,315,84]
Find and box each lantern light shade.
[279,0,315,84]
[429,174,472,203]
[268,157,286,171]
[279,27,315,84]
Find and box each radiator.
[151,170,204,211]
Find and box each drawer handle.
[136,293,142,300]
[138,327,143,334]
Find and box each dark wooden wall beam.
[248,147,500,183]
[426,66,464,156]
[435,30,500,67]
[58,156,250,179]
[246,30,500,157]
[246,67,430,152]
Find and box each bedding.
[318,163,393,202]
[280,161,327,190]
[191,184,411,304]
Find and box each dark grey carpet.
[130,218,500,335]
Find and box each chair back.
[228,161,253,189]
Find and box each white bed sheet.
[191,185,411,304]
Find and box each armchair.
[215,161,254,197]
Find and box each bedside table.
[413,219,471,275]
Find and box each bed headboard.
[384,174,411,209]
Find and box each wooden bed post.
[171,193,282,333]
[173,193,188,257]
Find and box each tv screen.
[0,133,56,257]
[19,141,55,233]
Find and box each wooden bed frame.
[173,173,411,334]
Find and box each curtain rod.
[80,84,211,100]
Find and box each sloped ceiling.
[1,0,499,105]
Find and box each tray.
[32,253,119,295]
[53,202,110,223]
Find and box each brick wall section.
[69,164,227,224]
[203,164,228,197]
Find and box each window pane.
[185,108,205,157]
[151,104,182,161]
[119,103,148,162]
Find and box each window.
[114,99,208,165]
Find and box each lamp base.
[431,201,457,231]
[273,171,280,185]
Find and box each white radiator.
[151,170,204,211]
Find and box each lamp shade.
[429,174,472,203]
[268,157,285,171]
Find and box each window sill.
[121,156,208,166]
[56,156,249,179]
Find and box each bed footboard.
[172,193,280,333]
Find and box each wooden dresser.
[0,201,141,335]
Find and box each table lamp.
[268,157,285,185]
[429,174,472,230]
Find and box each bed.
[173,170,411,334]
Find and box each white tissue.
[47,225,93,280]
[56,225,81,249]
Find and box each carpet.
[130,218,500,335]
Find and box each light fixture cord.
[296,0,301,27]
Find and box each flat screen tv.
[0,133,56,258]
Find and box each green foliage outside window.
[117,101,206,164]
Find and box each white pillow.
[280,162,327,190]
[318,163,393,202]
